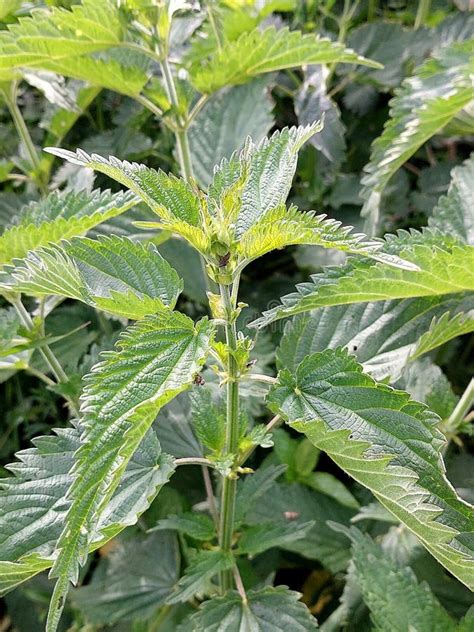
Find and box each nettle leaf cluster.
[0,1,473,631]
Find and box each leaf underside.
[269,347,474,590]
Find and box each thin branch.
[244,373,277,385]
[237,414,283,466]
[174,457,214,467]
[201,465,219,529]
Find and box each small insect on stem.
[193,373,205,386]
[218,252,231,268]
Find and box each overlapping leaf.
[166,550,234,604]
[340,528,462,632]
[269,347,474,589]
[72,530,180,624]
[251,233,474,328]
[4,235,183,319]
[188,78,274,188]
[360,40,474,233]
[46,311,214,632]
[192,586,319,631]
[0,189,138,266]
[0,425,174,596]
[0,0,148,95]
[428,155,474,245]
[276,294,474,381]
[189,26,382,94]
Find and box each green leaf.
[296,66,345,165]
[234,124,322,238]
[150,512,216,541]
[360,40,474,233]
[191,586,319,631]
[428,155,474,245]
[4,235,183,319]
[410,310,474,361]
[237,520,315,557]
[188,77,274,188]
[269,347,474,589]
[9,0,125,57]
[189,26,382,94]
[234,464,287,525]
[43,148,209,253]
[190,387,226,453]
[244,480,355,572]
[236,204,413,266]
[72,530,180,625]
[0,1,148,96]
[44,149,200,226]
[166,550,234,604]
[398,358,458,421]
[251,234,474,328]
[0,189,137,266]
[275,294,474,381]
[342,527,457,632]
[305,472,360,510]
[0,425,174,596]
[46,312,214,632]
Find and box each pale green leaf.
[166,550,234,604]
[4,235,183,319]
[251,234,474,328]
[44,149,200,226]
[269,347,474,589]
[188,77,274,188]
[234,124,322,237]
[236,204,413,267]
[397,358,458,421]
[189,26,382,94]
[305,472,360,510]
[0,189,137,266]
[428,155,474,245]
[360,40,474,233]
[276,294,474,381]
[72,530,180,624]
[410,310,474,360]
[343,527,457,632]
[237,520,315,557]
[46,312,214,632]
[192,586,319,631]
[150,512,216,541]
[0,424,174,596]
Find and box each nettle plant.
[0,2,473,632]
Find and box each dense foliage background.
[0,1,473,630]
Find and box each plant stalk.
[414,0,431,29]
[444,378,474,434]
[2,83,46,193]
[10,296,79,416]
[218,282,240,592]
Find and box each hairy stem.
[218,282,240,593]
[414,0,431,29]
[10,296,79,416]
[202,464,219,529]
[444,379,474,434]
[2,83,46,193]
